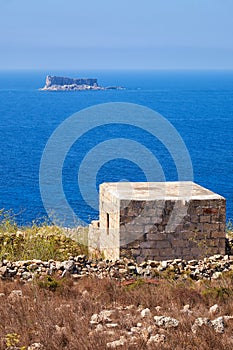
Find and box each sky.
[0,0,233,70]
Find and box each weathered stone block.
[159,248,174,257]
[141,249,161,258]
[191,215,199,223]
[140,241,154,249]
[89,182,226,261]
[200,215,211,223]
[146,233,158,241]
[156,240,171,249]
[171,239,188,248]
[211,231,223,238]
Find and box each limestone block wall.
[120,198,226,263]
[88,220,100,258]
[88,182,226,262]
[98,183,120,260]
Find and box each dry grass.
[0,273,233,350]
[0,209,87,261]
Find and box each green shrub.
[202,286,233,302]
[0,209,87,261]
[125,278,146,291]
[36,275,63,292]
[226,219,233,238]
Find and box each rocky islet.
[40,75,124,91]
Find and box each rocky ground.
[0,227,233,349]
[89,304,233,349]
[0,269,233,350]
[1,252,233,349]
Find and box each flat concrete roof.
[100,182,225,201]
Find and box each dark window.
[107,213,110,235]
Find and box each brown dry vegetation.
[0,273,233,350]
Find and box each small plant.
[36,275,63,292]
[5,333,26,350]
[222,269,233,280]
[226,219,233,234]
[124,278,145,291]
[202,285,233,302]
[226,219,233,241]
[149,269,160,279]
[0,209,18,233]
[226,220,233,255]
[162,268,177,280]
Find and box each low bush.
[0,209,87,261]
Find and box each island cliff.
[40,75,124,91]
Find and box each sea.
[0,70,232,227]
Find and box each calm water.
[0,70,232,225]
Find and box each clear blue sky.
[0,0,233,70]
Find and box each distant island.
[40,75,125,91]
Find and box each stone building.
[88,182,226,262]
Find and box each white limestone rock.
[192,316,225,334]
[191,317,211,333]
[106,336,126,348]
[209,304,220,315]
[28,343,44,350]
[141,308,151,318]
[211,317,225,333]
[154,316,179,328]
[147,334,166,345]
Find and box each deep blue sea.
[0,70,232,226]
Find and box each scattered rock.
[82,290,89,298]
[191,317,211,333]
[106,336,126,348]
[130,327,140,333]
[147,325,156,334]
[55,325,67,334]
[90,309,114,324]
[125,305,134,310]
[95,324,104,332]
[141,308,151,318]
[8,289,23,301]
[211,317,225,333]
[90,313,99,325]
[209,304,220,315]
[180,304,192,315]
[99,309,114,322]
[106,323,118,328]
[154,316,179,328]
[223,315,233,321]
[155,306,162,313]
[0,266,7,276]
[212,272,222,279]
[147,334,166,344]
[192,316,225,333]
[28,343,44,350]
